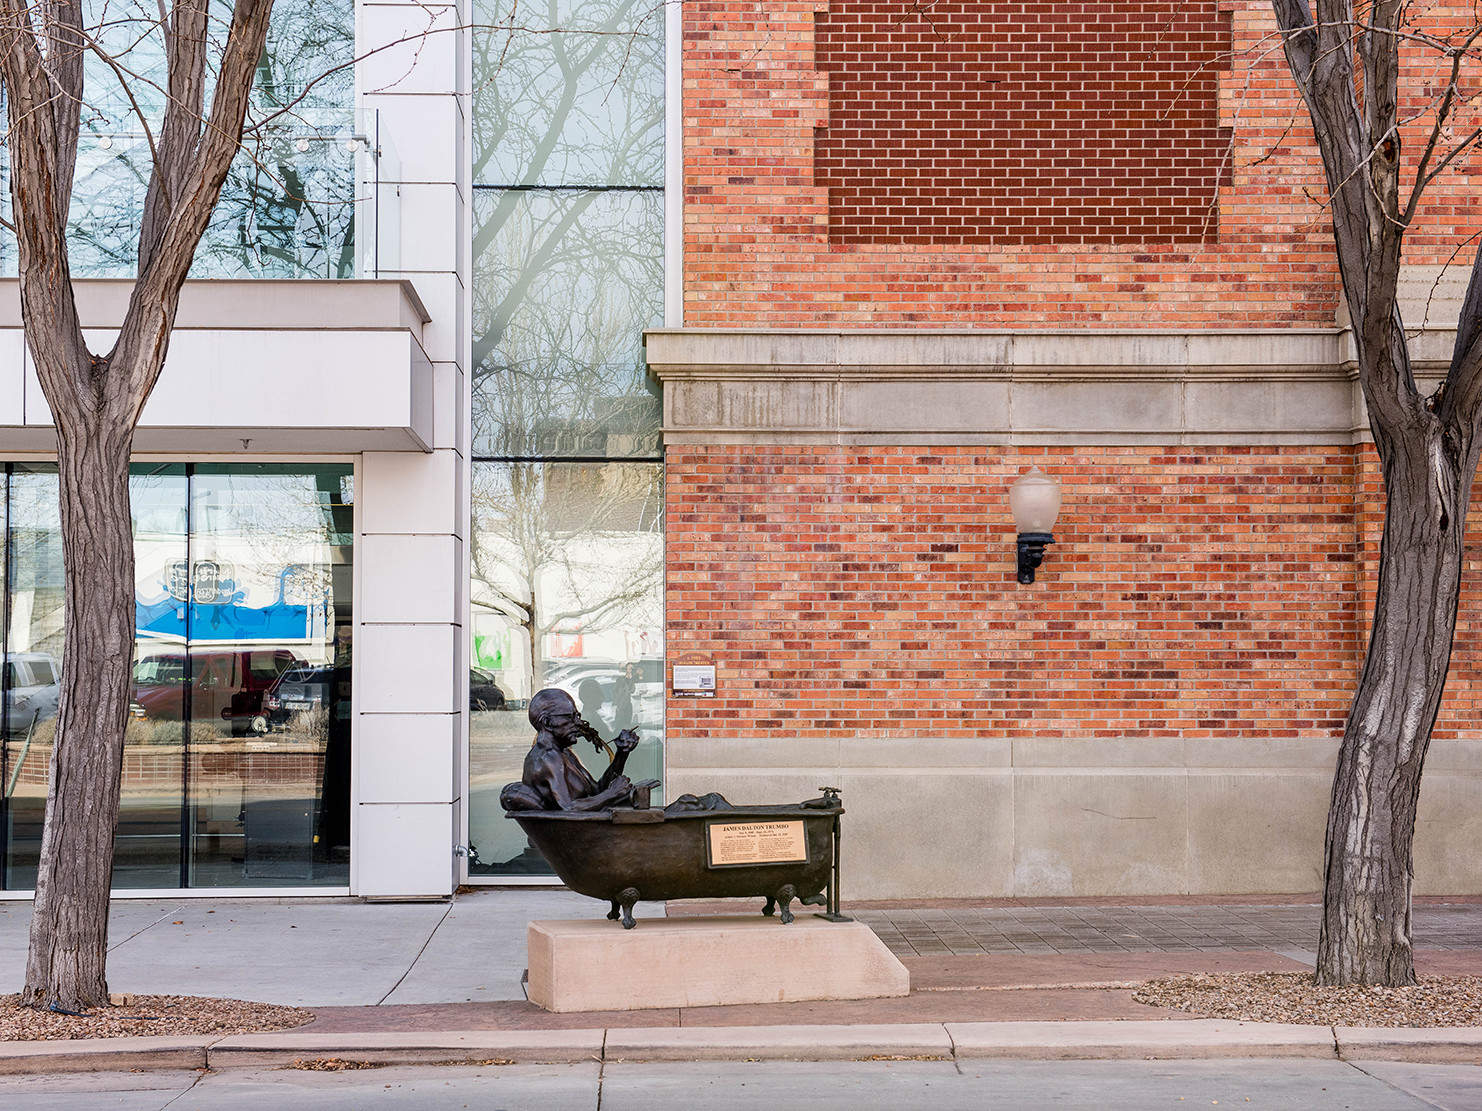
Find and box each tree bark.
[1270,0,1482,985]
[20,414,137,1010]
[1318,427,1471,985]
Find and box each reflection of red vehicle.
[131,649,306,735]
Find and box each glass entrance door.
[0,462,354,891]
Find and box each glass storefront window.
[472,189,664,458]
[472,0,666,880]
[0,463,353,891]
[120,464,189,887]
[185,465,353,887]
[1,465,59,889]
[467,460,663,876]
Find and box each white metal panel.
[0,332,26,425]
[395,183,464,274]
[372,95,461,186]
[357,714,458,804]
[358,2,461,96]
[359,449,462,534]
[356,622,460,713]
[360,533,461,623]
[12,327,432,452]
[354,802,457,896]
[139,330,421,428]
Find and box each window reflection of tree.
[6,471,65,663]
[472,0,663,187]
[4,0,356,280]
[473,192,664,457]
[470,462,662,694]
[471,0,665,459]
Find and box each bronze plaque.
[706,820,808,867]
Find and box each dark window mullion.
[178,463,194,889]
[0,463,10,888]
[473,184,663,192]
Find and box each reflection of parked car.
[263,664,334,729]
[4,652,60,738]
[469,667,506,712]
[131,648,306,735]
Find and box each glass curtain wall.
[0,463,353,890]
[469,0,666,876]
[0,0,358,279]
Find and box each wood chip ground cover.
[0,994,312,1040]
[1135,972,1482,1026]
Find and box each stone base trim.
[665,735,1482,901]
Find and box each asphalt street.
[3,1059,1481,1111]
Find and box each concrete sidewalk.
[2,890,1481,1071]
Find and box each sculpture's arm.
[596,729,640,791]
[566,776,633,811]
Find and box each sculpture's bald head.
[529,687,578,732]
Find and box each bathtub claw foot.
[776,884,796,925]
[762,896,776,917]
[607,900,621,922]
[619,887,640,929]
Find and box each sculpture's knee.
[500,782,545,812]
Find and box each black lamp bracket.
[1016,532,1055,584]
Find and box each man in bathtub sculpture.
[499,687,652,813]
[500,687,841,928]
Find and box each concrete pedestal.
[526,916,910,1012]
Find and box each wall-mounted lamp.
[1010,467,1062,584]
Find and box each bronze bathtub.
[509,794,846,928]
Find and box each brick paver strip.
[856,903,1482,958]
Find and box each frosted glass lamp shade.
[1009,468,1062,535]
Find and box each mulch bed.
[0,993,313,1041]
[1134,972,1482,1027]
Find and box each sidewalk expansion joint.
[944,1021,962,1075]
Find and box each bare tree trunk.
[20,414,137,1010]
[0,0,275,1009]
[1318,431,1469,985]
[1270,0,1482,984]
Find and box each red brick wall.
[684,1,1482,326]
[666,443,1482,740]
[815,1,1231,245]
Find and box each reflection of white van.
[5,652,60,738]
[545,658,664,735]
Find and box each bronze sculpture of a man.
[499,687,640,812]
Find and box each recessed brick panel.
[684,3,1482,326]
[815,1,1232,244]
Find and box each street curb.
[603,1022,953,1062]
[208,1029,604,1068]
[2,1021,1481,1073]
[0,1035,213,1075]
[946,1020,1337,1060]
[1336,1026,1482,1064]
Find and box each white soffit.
[0,279,433,454]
